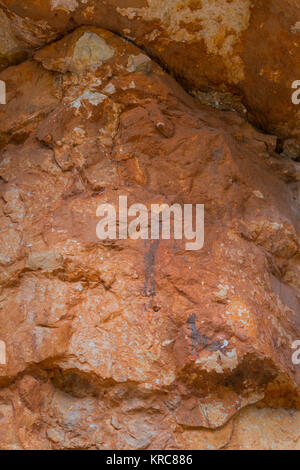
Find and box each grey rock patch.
[26,251,64,272]
[127,54,152,74]
[71,32,115,73]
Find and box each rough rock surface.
[0,26,299,450]
[0,0,299,156]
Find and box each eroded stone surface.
[0,26,299,449]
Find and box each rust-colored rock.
[0,26,299,449]
[0,0,299,156]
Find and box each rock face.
[0,0,300,157]
[0,25,299,450]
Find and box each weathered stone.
[0,25,299,450]
[26,251,63,272]
[35,29,116,74]
[0,0,299,147]
[0,8,29,70]
[283,139,300,161]
[226,406,300,450]
[127,53,152,74]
